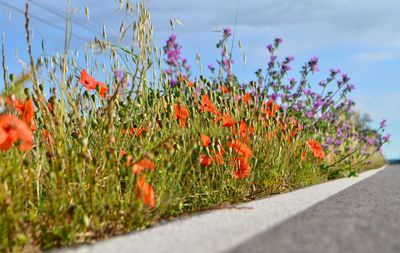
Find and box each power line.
[27,0,100,34]
[0,0,91,42]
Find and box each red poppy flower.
[222,113,235,127]
[306,140,325,159]
[97,81,108,98]
[79,69,97,89]
[232,156,251,179]
[242,93,251,104]
[174,104,189,127]
[200,95,211,113]
[78,69,108,98]
[199,155,213,167]
[219,86,230,94]
[6,96,35,130]
[125,127,147,137]
[200,95,220,116]
[238,121,253,142]
[0,115,33,151]
[136,176,155,208]
[132,158,156,174]
[227,140,252,158]
[262,99,280,117]
[200,133,211,147]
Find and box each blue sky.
[0,0,399,159]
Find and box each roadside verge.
[53,165,386,253]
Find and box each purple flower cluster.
[215,27,235,80]
[163,34,191,87]
[161,32,390,173]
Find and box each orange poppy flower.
[238,121,253,142]
[199,95,220,115]
[6,96,35,129]
[97,81,108,98]
[132,158,156,174]
[200,133,211,147]
[242,93,251,104]
[262,99,280,117]
[174,104,189,127]
[200,94,211,112]
[232,156,251,179]
[78,69,108,98]
[6,96,23,113]
[125,127,147,137]
[136,176,155,208]
[200,95,211,112]
[199,155,213,167]
[219,86,230,94]
[79,69,97,89]
[306,140,325,159]
[0,115,33,151]
[22,99,35,127]
[227,140,252,158]
[222,113,235,127]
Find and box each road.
[229,165,400,253]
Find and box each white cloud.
[351,52,397,63]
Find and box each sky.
[0,0,399,159]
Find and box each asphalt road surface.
[228,165,400,253]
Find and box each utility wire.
[27,0,100,34]
[230,0,239,60]
[26,0,122,45]
[0,0,91,42]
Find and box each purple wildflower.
[266,44,273,53]
[308,57,319,72]
[208,64,215,72]
[281,64,291,73]
[379,119,387,129]
[330,68,341,76]
[366,137,376,145]
[383,134,391,142]
[341,73,350,83]
[284,55,294,63]
[270,93,278,100]
[170,79,178,87]
[274,38,283,47]
[347,84,356,92]
[319,81,327,87]
[223,27,232,37]
[334,139,342,146]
